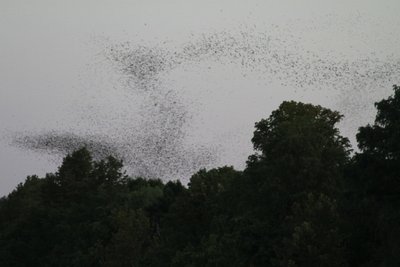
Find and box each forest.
[0,85,399,267]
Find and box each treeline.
[0,86,399,266]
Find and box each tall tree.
[346,85,400,266]
[244,101,350,266]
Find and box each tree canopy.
[1,85,399,266]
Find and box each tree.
[97,209,151,267]
[0,147,163,266]
[345,85,400,266]
[153,167,242,266]
[4,94,400,266]
[244,101,350,266]
[249,101,350,196]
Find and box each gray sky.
[1,0,400,196]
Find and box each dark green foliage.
[250,101,350,196]
[241,101,350,266]
[344,85,400,266]
[0,148,163,266]
[1,87,400,266]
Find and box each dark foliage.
[1,86,399,266]
[343,85,400,267]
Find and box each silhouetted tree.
[1,89,400,266]
[345,85,400,266]
[244,101,350,266]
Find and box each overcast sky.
[1,0,400,196]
